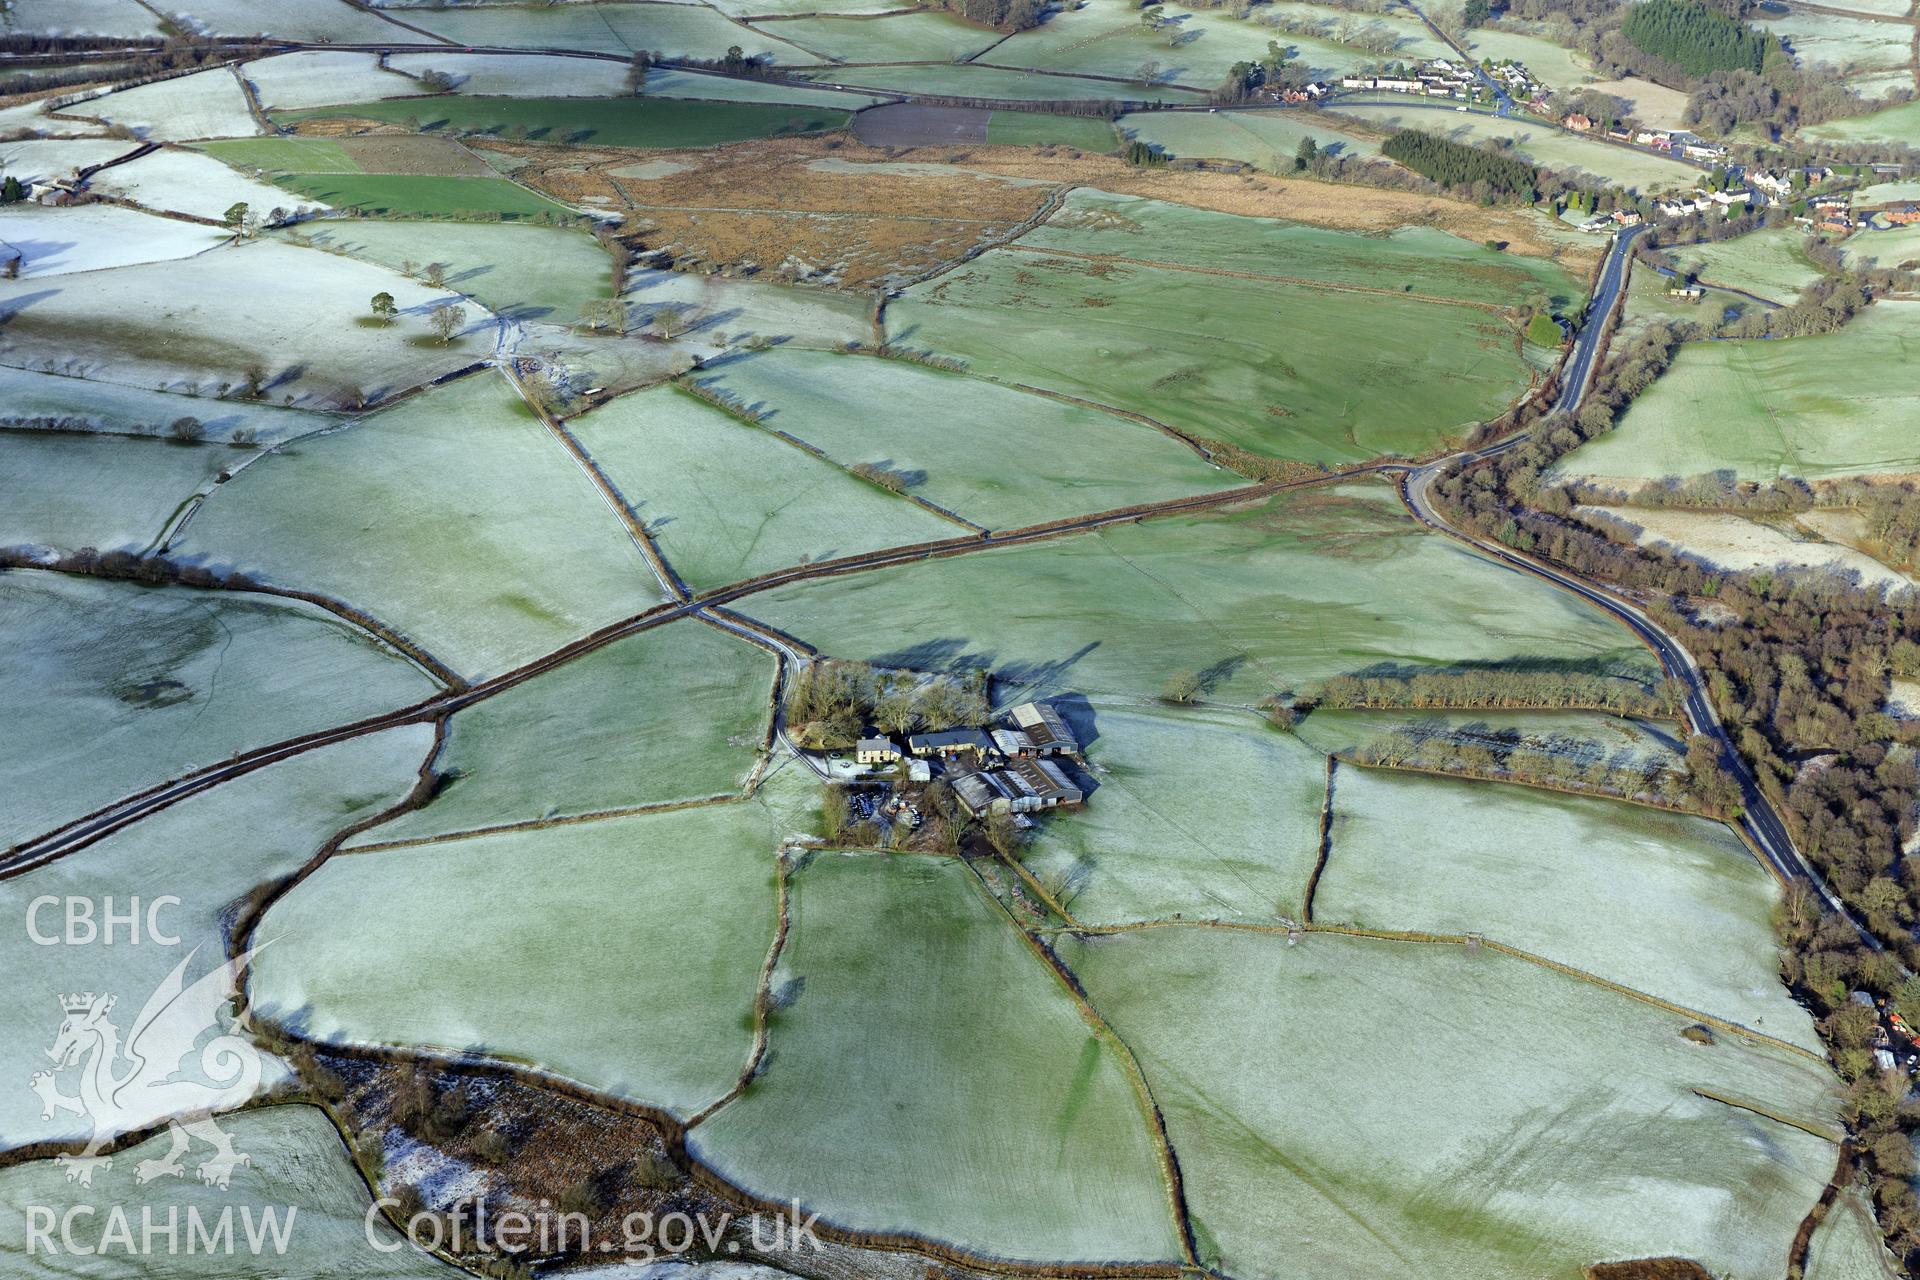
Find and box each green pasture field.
[0,240,477,405]
[1117,107,1383,170]
[763,10,1007,63]
[0,430,234,553]
[1023,188,1582,309]
[1857,179,1920,206]
[1843,224,1920,272]
[888,244,1540,465]
[1063,926,1840,1280]
[271,172,575,217]
[985,109,1120,151]
[255,802,779,1119]
[403,3,822,64]
[347,618,774,847]
[276,95,852,150]
[689,852,1183,1265]
[276,220,613,321]
[0,365,336,444]
[699,348,1241,530]
[1557,301,1920,482]
[794,62,1209,101]
[1317,767,1818,1049]
[0,727,430,1148]
[1669,226,1824,304]
[1018,701,1328,924]
[0,571,437,852]
[1328,103,1697,193]
[743,480,1660,707]
[197,136,361,174]
[0,1105,448,1276]
[570,384,957,591]
[176,373,666,679]
[1801,98,1920,148]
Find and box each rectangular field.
[92,145,330,221]
[404,3,823,65]
[795,62,1209,101]
[278,220,614,321]
[764,10,1008,62]
[1118,107,1383,171]
[1667,226,1825,304]
[985,109,1120,152]
[699,347,1243,530]
[240,49,417,109]
[0,364,336,443]
[65,65,263,140]
[271,172,580,217]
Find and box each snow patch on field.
[89,145,328,221]
[240,50,416,110]
[65,67,263,140]
[0,203,226,276]
[1583,505,1912,593]
[0,136,139,184]
[387,51,630,98]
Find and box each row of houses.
[1629,129,1728,162]
[1339,57,1479,100]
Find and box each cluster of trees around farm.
[787,658,991,750]
[1620,0,1772,78]
[820,774,1028,861]
[1380,129,1539,202]
[1431,307,1920,1259]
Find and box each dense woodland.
[1433,305,1920,1261]
[1379,128,1539,201]
[1619,0,1773,78]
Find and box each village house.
[1564,113,1593,132]
[856,737,902,765]
[1667,285,1705,301]
[1887,205,1920,227]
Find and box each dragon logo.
[32,946,266,1190]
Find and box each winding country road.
[1401,227,1875,944]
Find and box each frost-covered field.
[88,145,329,221]
[169,0,412,40]
[644,65,886,108]
[0,364,336,442]
[1583,506,1911,594]
[176,373,664,678]
[623,267,872,351]
[386,50,630,98]
[240,49,416,110]
[255,803,780,1119]
[1067,926,1840,1280]
[0,0,159,36]
[0,570,438,851]
[0,240,477,405]
[701,348,1241,530]
[0,203,226,276]
[0,430,237,552]
[689,853,1184,1266]
[570,383,957,590]
[347,618,773,846]
[0,137,138,184]
[1318,766,1820,1049]
[1019,702,1328,924]
[65,67,263,141]
[282,219,612,321]
[0,1104,448,1277]
[0,729,427,1148]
